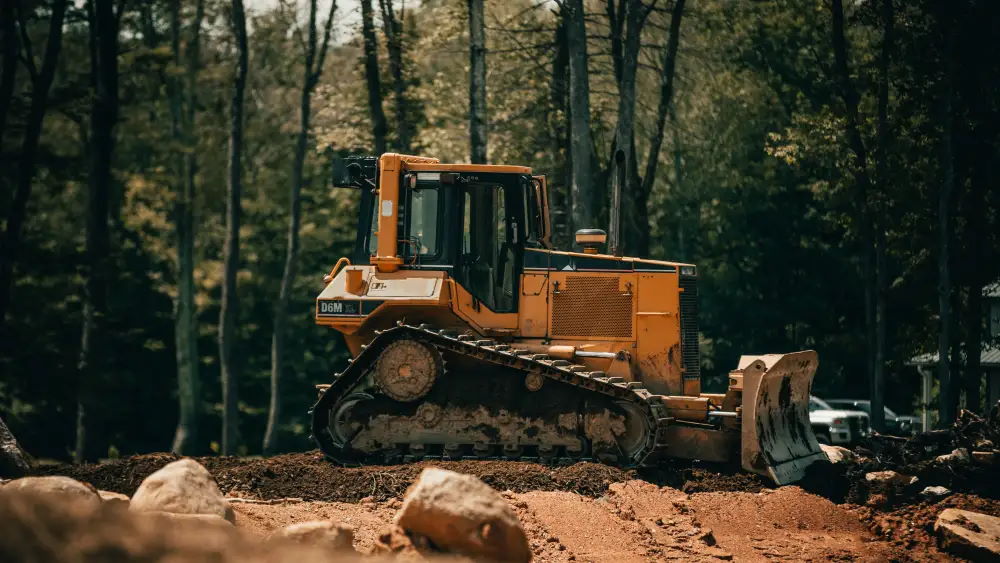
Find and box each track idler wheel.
[614,400,651,462]
[374,339,442,401]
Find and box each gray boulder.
[129,458,234,523]
[935,508,1000,562]
[395,467,530,562]
[3,476,100,508]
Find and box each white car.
[808,396,871,445]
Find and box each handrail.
[323,257,351,284]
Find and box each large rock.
[819,444,855,464]
[395,467,530,562]
[3,476,100,508]
[129,458,235,523]
[935,508,1000,562]
[276,521,355,552]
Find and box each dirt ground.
[37,450,1000,562]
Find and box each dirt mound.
[688,486,903,561]
[854,493,1000,561]
[638,461,769,494]
[42,452,635,502]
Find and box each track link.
[310,324,672,467]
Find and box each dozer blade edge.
[739,350,825,485]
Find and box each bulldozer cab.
[338,154,550,315]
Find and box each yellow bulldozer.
[310,153,825,485]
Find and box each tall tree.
[379,0,410,152]
[873,0,893,428]
[77,0,119,462]
[467,0,487,163]
[564,0,596,234]
[360,0,387,155]
[0,414,31,477]
[639,0,685,246]
[606,0,652,255]
[549,7,572,247]
[958,1,997,415]
[220,0,249,456]
[0,0,20,143]
[936,9,957,425]
[171,0,206,455]
[0,0,68,336]
[831,0,883,431]
[265,0,337,455]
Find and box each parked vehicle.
[808,396,871,445]
[824,399,922,435]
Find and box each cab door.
[452,179,521,331]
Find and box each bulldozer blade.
[739,351,825,485]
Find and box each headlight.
[680,265,696,276]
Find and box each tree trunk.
[379,0,410,152]
[77,0,118,463]
[360,0,387,155]
[565,0,597,236]
[0,0,19,144]
[872,0,893,432]
[831,0,883,431]
[171,0,205,456]
[639,0,685,256]
[0,415,31,478]
[936,16,956,425]
[266,0,337,455]
[549,9,571,248]
[0,0,67,337]
[467,0,487,164]
[220,0,248,457]
[607,0,649,256]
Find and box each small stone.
[698,529,717,546]
[276,520,355,552]
[3,476,100,508]
[129,458,234,523]
[395,467,530,562]
[971,451,997,466]
[819,444,855,464]
[866,494,889,508]
[98,490,130,505]
[920,486,952,501]
[935,448,971,465]
[865,471,918,487]
[934,508,1000,561]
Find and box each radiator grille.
[679,274,700,380]
[552,276,632,338]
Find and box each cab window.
[401,185,440,259]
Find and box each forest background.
[1,0,998,461]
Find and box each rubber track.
[310,324,672,467]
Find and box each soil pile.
[854,494,1000,561]
[43,452,633,501]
